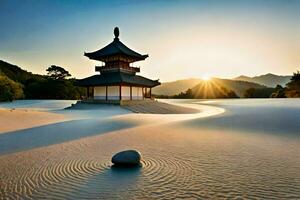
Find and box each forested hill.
[206,78,266,97]
[153,78,267,97]
[152,78,201,96]
[0,60,44,84]
[0,60,85,101]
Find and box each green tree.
[270,85,286,98]
[25,78,86,100]
[46,65,71,80]
[244,87,275,98]
[244,88,255,98]
[226,89,239,98]
[285,71,300,97]
[174,86,238,99]
[0,74,24,101]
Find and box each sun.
[201,74,211,81]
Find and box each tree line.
[0,61,86,102]
[244,71,300,98]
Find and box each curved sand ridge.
[0,108,66,134]
[1,100,299,199]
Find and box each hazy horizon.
[1,0,299,82]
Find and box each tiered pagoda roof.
[77,72,159,87]
[77,27,160,88]
[84,27,148,63]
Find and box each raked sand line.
[1,121,299,199]
[68,100,200,114]
[114,102,225,126]
[0,124,197,199]
[121,100,200,114]
[1,100,300,199]
[0,102,226,199]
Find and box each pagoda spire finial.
[114,27,119,39]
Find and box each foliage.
[0,74,24,101]
[248,71,300,98]
[0,60,86,101]
[152,94,173,99]
[46,65,71,80]
[270,85,286,98]
[285,71,300,97]
[244,87,275,98]
[25,79,86,99]
[153,78,266,97]
[290,71,300,82]
[174,84,239,99]
[0,60,44,84]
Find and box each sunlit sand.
[0,108,66,134]
[0,99,299,199]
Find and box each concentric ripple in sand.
[1,99,300,199]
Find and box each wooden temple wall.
[131,87,143,100]
[93,86,119,100]
[93,86,148,100]
[94,86,106,100]
[107,86,119,100]
[121,86,131,100]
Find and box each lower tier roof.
[77,72,160,87]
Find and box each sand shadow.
[110,164,142,177]
[0,118,136,155]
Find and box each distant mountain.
[234,73,292,87]
[176,79,238,99]
[234,75,252,82]
[191,78,267,97]
[153,77,267,97]
[152,78,201,96]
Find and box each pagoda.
[77,27,160,102]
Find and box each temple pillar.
[105,86,108,101]
[86,87,89,99]
[119,85,122,100]
[130,86,132,100]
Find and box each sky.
[0,0,299,82]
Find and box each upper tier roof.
[77,71,160,88]
[84,27,148,62]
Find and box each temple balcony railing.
[131,66,140,72]
[95,66,140,73]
